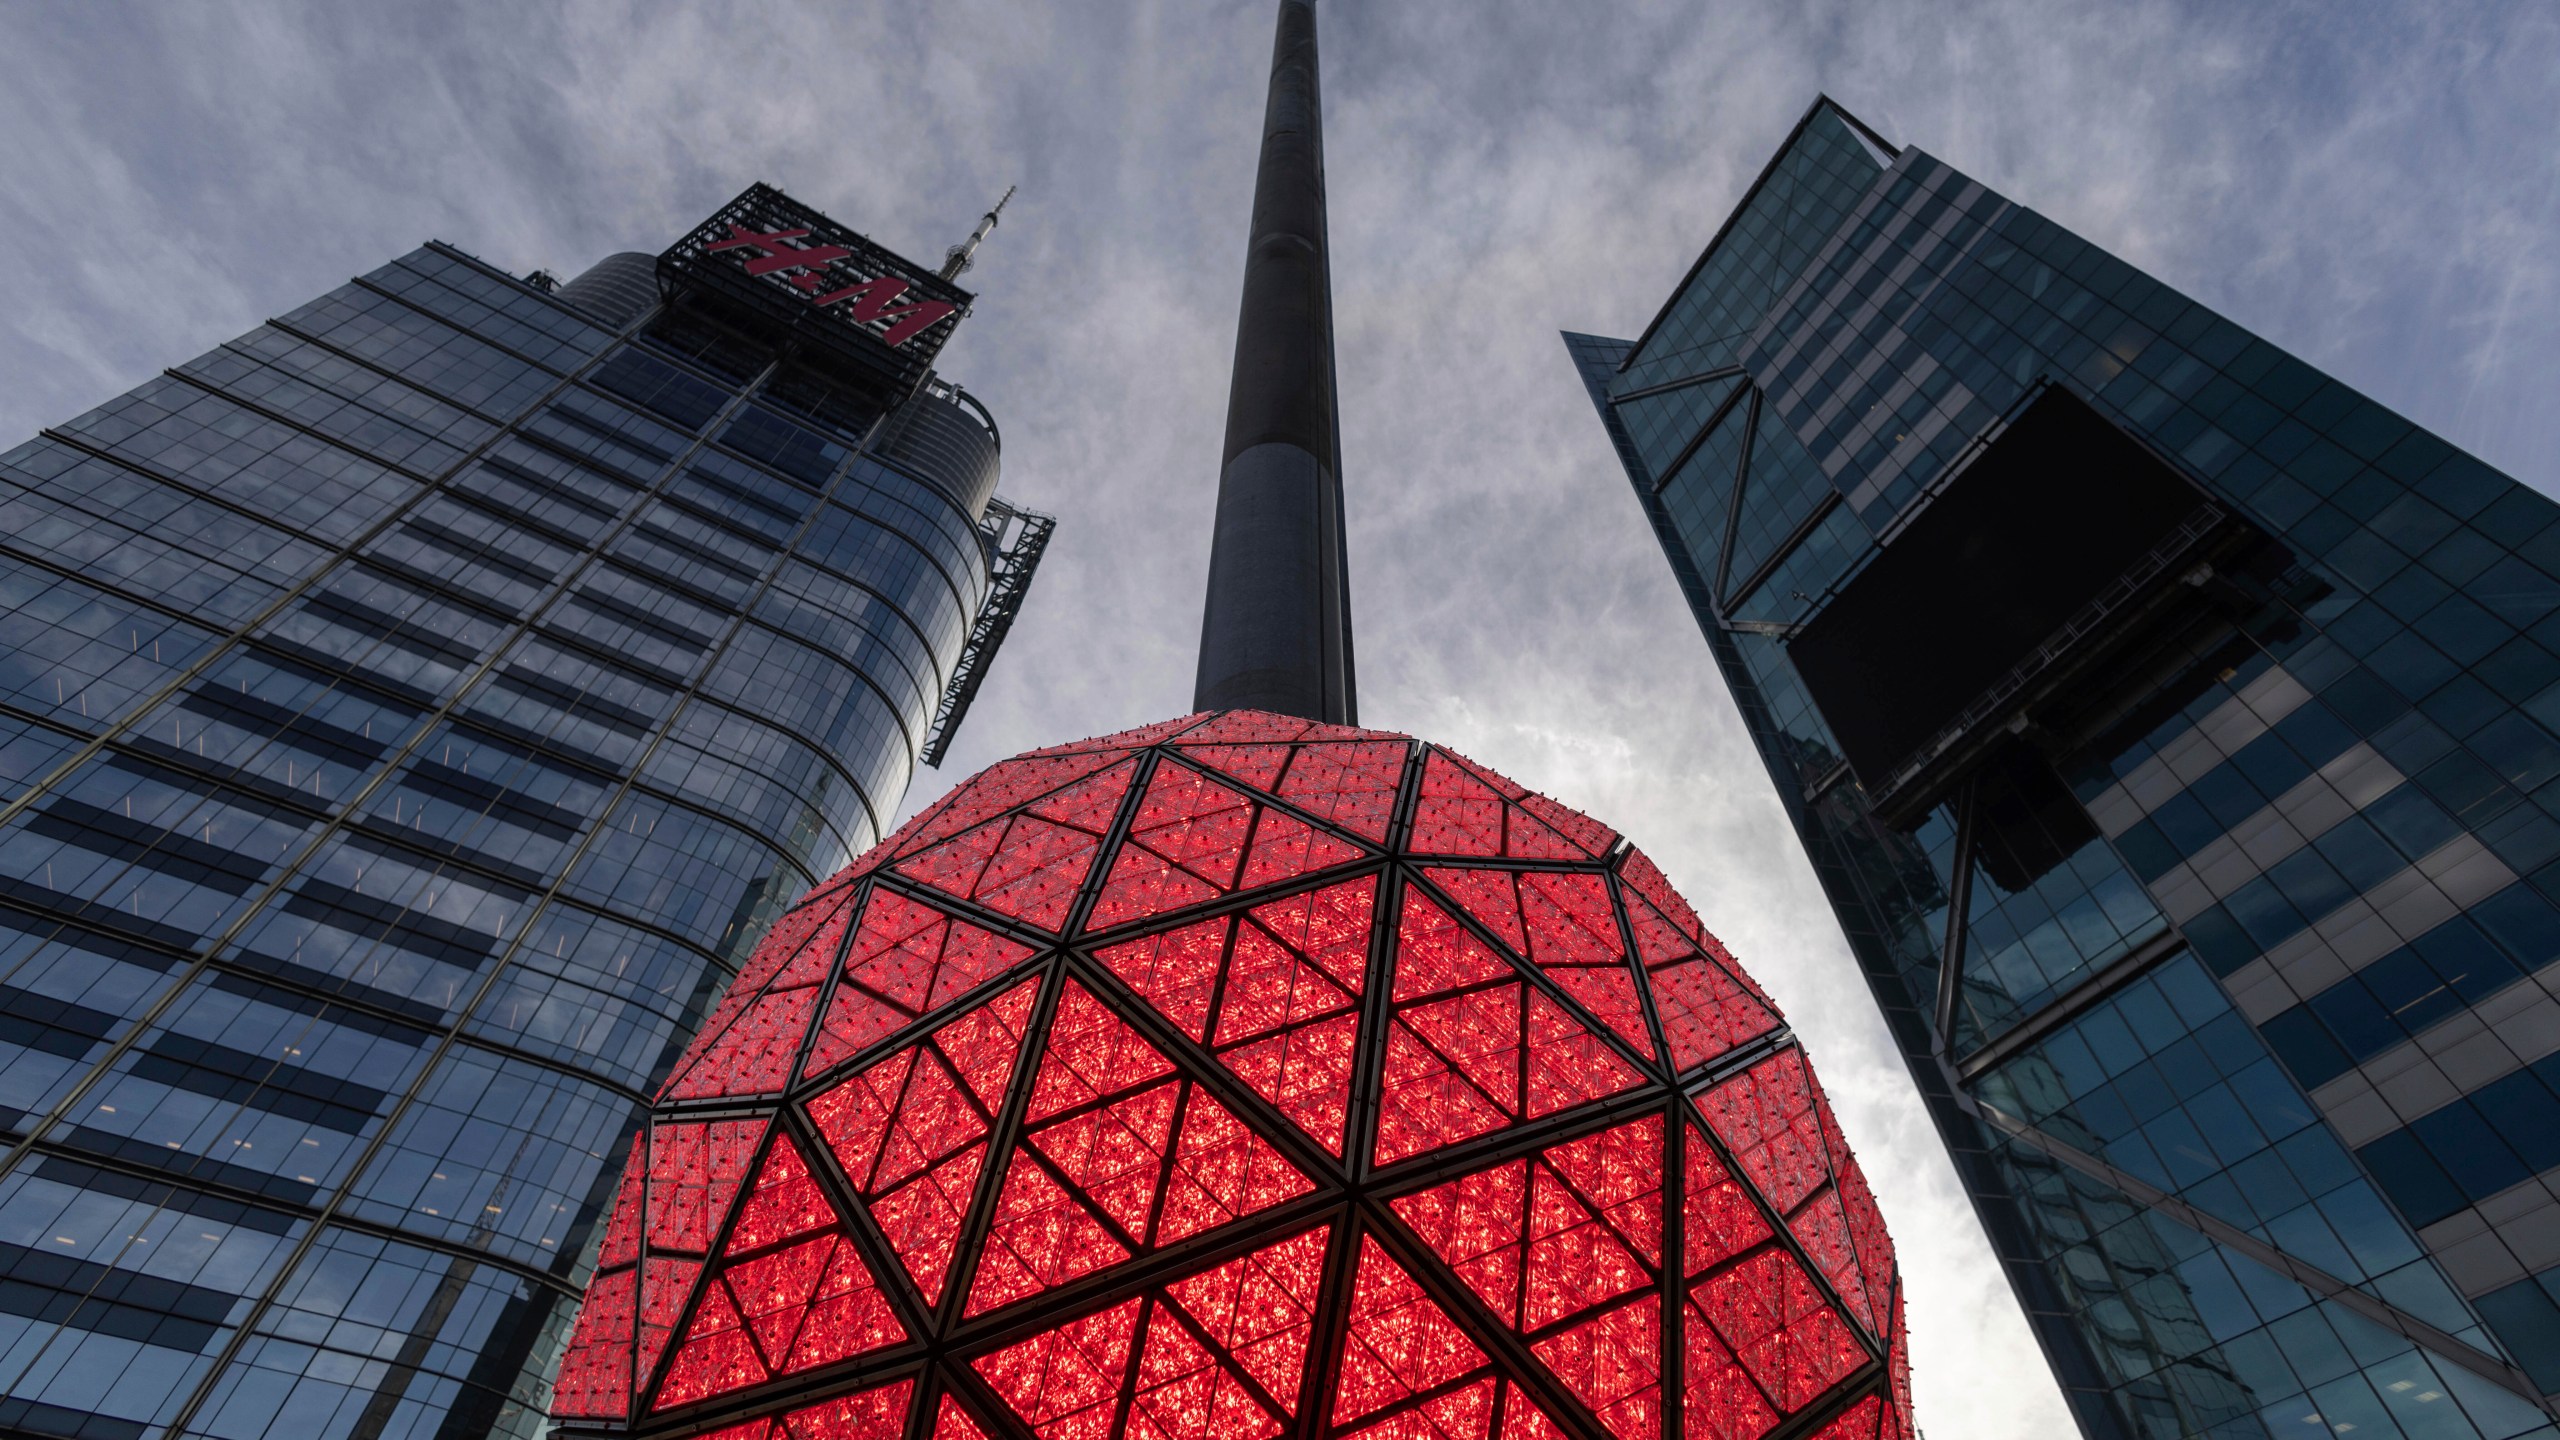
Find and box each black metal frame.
[921,500,1057,767]
[660,184,973,407]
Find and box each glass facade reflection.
[0,199,1044,1439]
[1571,100,2560,1439]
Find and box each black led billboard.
[1791,387,2210,788]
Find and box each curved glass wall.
[0,241,999,1439]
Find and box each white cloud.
[3,2,2554,1435]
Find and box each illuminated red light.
[554,712,1912,1440]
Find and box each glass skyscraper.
[1570,100,2560,1440]
[0,184,1048,1439]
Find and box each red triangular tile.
[1176,711,1321,745]
[1551,966,1656,1063]
[1025,762,1142,833]
[974,816,1107,931]
[1275,740,1406,844]
[931,1395,993,1440]
[869,1147,982,1305]
[1530,1295,1662,1440]
[940,980,1041,1106]
[893,818,1011,907]
[1090,849,1225,931]
[1409,752,1506,857]
[664,897,858,1100]
[1390,1159,1528,1324]
[1524,1167,1646,1329]
[893,751,1123,860]
[807,890,1037,1078]
[1402,986,1525,1118]
[1130,1300,1283,1440]
[1804,1397,1885,1440]
[731,1236,837,1368]
[870,1058,983,1192]
[773,1379,913,1440]
[1333,1237,1489,1425]
[1337,1380,1496,1440]
[1161,1226,1330,1415]
[1691,1249,1863,1415]
[666,985,827,1100]
[1424,867,1529,952]
[1031,1083,1180,1238]
[1392,888,1513,1002]
[646,1119,766,1255]
[1092,761,1331,930]
[1684,1127,1775,1277]
[1429,868,1657,1064]
[786,1235,905,1371]
[1373,1020,1510,1166]
[975,1297,1143,1440]
[1834,1157,1896,1342]
[554,1263,636,1419]
[1095,915,1230,1040]
[657,1280,761,1409]
[1027,714,1213,755]
[1249,875,1376,990]
[726,1134,837,1257]
[973,1293,1143,1440]
[1628,888,1778,1071]
[1682,1296,1780,1440]
[637,1256,701,1403]
[1792,1188,1878,1338]
[1212,923,1357,1048]
[1409,752,1587,861]
[805,980,1037,1306]
[1131,765,1257,881]
[1222,1012,1360,1156]
[806,1049,914,1192]
[1027,981,1178,1122]
[897,764,1129,934]
[1498,1388,1571,1440]
[1694,1049,1830,1213]
[1156,1086,1315,1243]
[1183,741,1293,792]
[1240,808,1367,890]
[596,1132,646,1269]
[976,984,1319,1316]
[1521,792,1618,860]
[1525,991,1643,1118]
[968,1154,1131,1316]
[1543,1116,1665,1269]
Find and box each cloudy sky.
[5,2,2556,1433]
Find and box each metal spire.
[940,184,1016,280]
[1193,0,1356,724]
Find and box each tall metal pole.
[1193,0,1356,724]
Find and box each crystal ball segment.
[553,711,1914,1440]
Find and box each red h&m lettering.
[809,276,958,348]
[704,225,853,277]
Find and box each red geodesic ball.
[552,711,1913,1440]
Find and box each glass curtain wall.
[1572,101,2560,1440]
[0,241,993,1439]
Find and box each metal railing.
[919,496,1056,766]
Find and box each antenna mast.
[941,185,1016,280]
